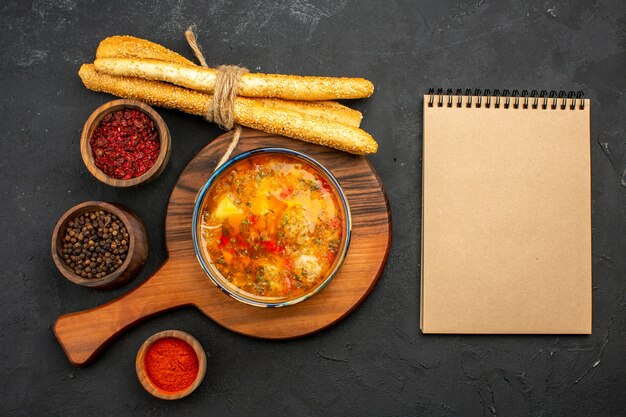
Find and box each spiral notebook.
[421,89,591,334]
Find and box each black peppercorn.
[60,210,129,278]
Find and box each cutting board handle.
[54,260,194,366]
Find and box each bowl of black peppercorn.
[51,201,148,289]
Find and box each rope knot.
[185,26,246,170]
[206,65,249,130]
[185,27,248,130]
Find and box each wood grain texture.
[54,128,391,366]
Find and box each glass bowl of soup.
[192,148,351,307]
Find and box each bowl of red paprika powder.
[136,330,207,400]
[80,99,171,187]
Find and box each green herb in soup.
[200,154,344,298]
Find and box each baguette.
[94,57,374,100]
[252,98,362,127]
[96,35,194,66]
[79,64,377,154]
[95,37,363,127]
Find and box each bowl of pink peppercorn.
[80,99,171,187]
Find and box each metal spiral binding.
[427,89,585,109]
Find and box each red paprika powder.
[90,109,160,180]
[144,337,199,392]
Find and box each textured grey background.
[1,0,625,416]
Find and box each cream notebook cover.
[421,90,591,334]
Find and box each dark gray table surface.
[1,1,624,416]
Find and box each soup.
[199,154,344,299]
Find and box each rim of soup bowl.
[191,147,352,307]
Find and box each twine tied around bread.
[185,26,247,169]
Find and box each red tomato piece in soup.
[200,154,344,298]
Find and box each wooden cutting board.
[54,128,392,366]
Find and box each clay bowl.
[136,330,207,400]
[51,201,148,289]
[80,99,171,187]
